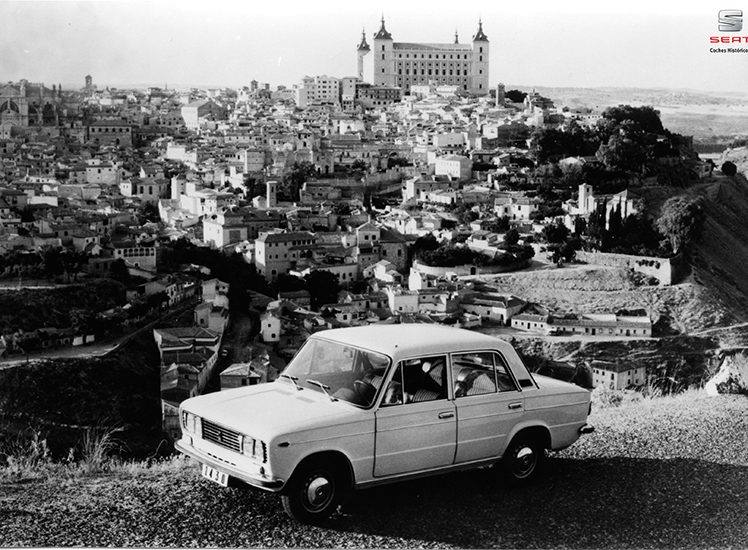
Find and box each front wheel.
[501,435,545,486]
[280,460,344,523]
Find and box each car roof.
[311,324,513,360]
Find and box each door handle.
[508,402,523,410]
[438,411,454,419]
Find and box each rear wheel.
[280,458,346,523]
[501,435,545,486]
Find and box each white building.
[255,231,316,280]
[434,155,472,181]
[260,311,281,343]
[296,75,341,108]
[591,361,647,390]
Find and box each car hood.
[181,381,367,441]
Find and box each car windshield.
[281,338,390,408]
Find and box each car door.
[451,350,524,463]
[374,355,456,477]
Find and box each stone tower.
[266,180,277,208]
[372,16,394,87]
[496,82,505,105]
[357,29,370,80]
[471,19,489,95]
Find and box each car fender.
[504,419,553,452]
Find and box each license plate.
[201,464,228,487]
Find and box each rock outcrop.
[705,350,748,395]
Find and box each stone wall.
[413,259,529,278]
[576,251,682,285]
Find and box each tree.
[505,89,527,103]
[19,206,35,223]
[561,238,581,262]
[138,202,159,223]
[656,195,705,254]
[543,220,570,244]
[597,134,647,173]
[721,161,738,177]
[349,159,369,180]
[484,216,510,233]
[573,216,587,236]
[275,273,306,294]
[146,291,169,311]
[304,270,341,310]
[282,161,317,201]
[69,308,97,334]
[601,105,664,135]
[503,228,520,247]
[412,233,440,256]
[42,248,64,277]
[109,259,129,284]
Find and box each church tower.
[372,17,395,87]
[470,19,489,95]
[357,29,370,80]
[266,180,277,209]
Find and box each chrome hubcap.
[513,446,536,478]
[303,475,333,512]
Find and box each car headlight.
[241,435,267,462]
[181,411,201,437]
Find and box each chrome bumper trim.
[175,440,284,492]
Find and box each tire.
[501,434,545,486]
[280,458,346,524]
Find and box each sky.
[1,0,746,93]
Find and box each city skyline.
[1,0,746,93]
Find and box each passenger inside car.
[383,356,448,405]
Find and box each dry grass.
[0,425,185,481]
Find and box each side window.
[452,352,497,397]
[381,355,447,405]
[492,353,519,392]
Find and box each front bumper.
[175,439,285,492]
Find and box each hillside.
[688,176,748,318]
[0,329,163,459]
[0,393,744,548]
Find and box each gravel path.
[0,394,746,548]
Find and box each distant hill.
[522,86,748,141]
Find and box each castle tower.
[496,82,505,105]
[470,19,489,95]
[372,16,395,87]
[356,29,370,80]
[84,74,92,90]
[266,180,277,208]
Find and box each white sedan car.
[177,325,594,523]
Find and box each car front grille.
[201,419,242,453]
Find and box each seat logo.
[718,9,743,32]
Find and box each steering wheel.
[353,380,377,404]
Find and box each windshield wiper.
[306,379,338,402]
[279,373,302,391]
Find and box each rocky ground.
[0,392,745,548]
